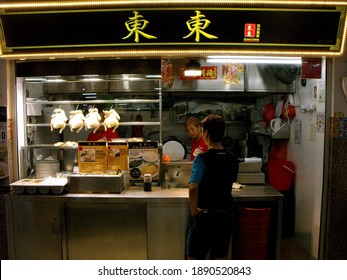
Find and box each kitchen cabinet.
[147,201,190,259]
[5,188,191,260]
[5,199,63,259]
[5,186,283,260]
[64,202,148,260]
[5,198,150,260]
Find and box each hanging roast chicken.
[50,108,68,134]
[84,108,102,133]
[102,109,121,132]
[68,110,86,133]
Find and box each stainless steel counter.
[5,184,282,202]
[4,185,283,260]
[232,185,283,200]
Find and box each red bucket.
[267,160,295,191]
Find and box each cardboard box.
[78,141,107,174]
[128,142,159,182]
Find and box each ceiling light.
[46,78,65,83]
[184,59,202,76]
[145,75,162,79]
[206,56,302,65]
[24,77,47,82]
[83,93,97,99]
[80,75,103,82]
[79,77,103,82]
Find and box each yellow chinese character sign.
[123,11,157,43]
[0,6,344,58]
[183,10,218,42]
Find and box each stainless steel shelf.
[26,121,161,127]
[162,160,193,166]
[21,144,77,150]
[21,78,163,181]
[25,99,160,105]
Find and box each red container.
[267,160,295,191]
[232,207,272,260]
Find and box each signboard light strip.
[206,56,302,65]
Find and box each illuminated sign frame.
[0,1,346,60]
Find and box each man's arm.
[189,182,200,217]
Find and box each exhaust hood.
[29,74,160,94]
[163,59,296,93]
[23,61,297,95]
[245,64,297,92]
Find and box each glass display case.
[15,75,162,179]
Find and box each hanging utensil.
[131,111,143,137]
[275,99,284,118]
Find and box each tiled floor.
[280,238,313,260]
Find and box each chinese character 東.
[183,10,218,42]
[123,11,157,43]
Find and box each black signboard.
[0,6,346,57]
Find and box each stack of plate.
[162,139,187,161]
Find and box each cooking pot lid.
[163,140,186,161]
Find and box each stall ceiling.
[0,1,347,60]
[15,59,161,77]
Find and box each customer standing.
[185,116,208,160]
[186,114,239,260]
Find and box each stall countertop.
[4,185,282,203]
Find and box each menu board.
[108,142,128,173]
[128,142,159,182]
[78,141,107,174]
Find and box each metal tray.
[10,178,67,195]
[67,173,124,193]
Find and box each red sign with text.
[178,66,217,80]
[244,23,256,37]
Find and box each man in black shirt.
[186,114,239,260]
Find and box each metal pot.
[36,160,60,178]
[62,150,77,172]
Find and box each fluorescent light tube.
[184,69,202,76]
[206,56,302,65]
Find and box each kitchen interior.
[2,0,347,261]
[2,56,322,260]
[15,58,298,189]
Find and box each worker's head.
[185,116,202,141]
